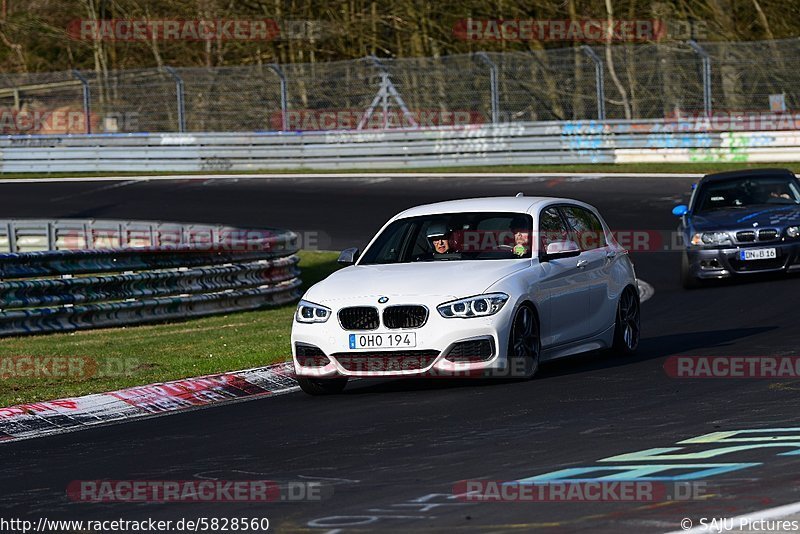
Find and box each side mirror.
[672,204,688,217]
[337,247,360,266]
[541,240,581,260]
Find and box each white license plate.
[740,248,777,261]
[349,333,416,350]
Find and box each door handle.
[576,259,589,269]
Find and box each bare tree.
[603,0,632,119]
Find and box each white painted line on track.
[663,500,800,533]
[637,279,655,303]
[0,172,702,185]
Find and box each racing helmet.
[426,222,449,242]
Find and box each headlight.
[787,226,800,238]
[437,293,509,319]
[295,300,331,323]
[691,232,731,246]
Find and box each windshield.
[359,212,533,265]
[695,176,800,213]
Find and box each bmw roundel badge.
[378,296,389,304]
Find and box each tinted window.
[695,176,800,212]
[538,207,570,250]
[562,206,607,251]
[359,212,533,264]
[363,220,411,264]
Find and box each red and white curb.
[0,362,298,443]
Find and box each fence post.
[71,69,91,134]
[580,46,606,121]
[475,52,499,125]
[47,221,56,251]
[7,221,16,253]
[164,67,186,132]
[267,64,288,131]
[687,40,712,117]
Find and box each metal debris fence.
[0,38,799,134]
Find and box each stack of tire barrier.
[0,219,301,336]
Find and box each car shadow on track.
[539,326,777,379]
[340,326,776,394]
[689,271,800,291]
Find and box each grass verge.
[1,161,799,179]
[0,250,340,407]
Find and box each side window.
[562,206,607,251]
[538,207,570,251]
[364,220,412,264]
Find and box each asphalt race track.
[1,174,800,533]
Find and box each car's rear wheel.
[297,375,348,395]
[612,286,640,355]
[681,251,702,289]
[508,304,541,379]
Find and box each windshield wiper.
[701,206,746,212]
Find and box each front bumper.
[291,296,516,378]
[686,241,800,279]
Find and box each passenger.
[768,183,792,200]
[513,230,530,257]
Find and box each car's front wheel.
[297,375,348,395]
[612,286,640,355]
[507,304,541,379]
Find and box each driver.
[427,223,452,256]
[768,183,791,200]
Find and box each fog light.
[295,344,330,367]
[445,339,495,362]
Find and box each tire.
[297,375,348,395]
[612,286,641,356]
[681,251,702,290]
[507,304,541,379]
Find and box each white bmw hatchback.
[291,195,640,395]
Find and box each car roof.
[393,196,584,219]
[699,167,797,185]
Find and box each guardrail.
[0,219,301,336]
[1,118,798,172]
